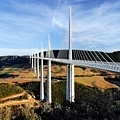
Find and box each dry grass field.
[50,65,119,91]
[0,64,119,91]
[0,67,39,84]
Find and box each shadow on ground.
[0,73,18,79]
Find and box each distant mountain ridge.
[108,51,120,62]
[0,50,119,68]
[0,56,29,68]
[46,50,120,62]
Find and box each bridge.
[30,8,120,103]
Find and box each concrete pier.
[47,35,52,103]
[32,54,33,68]
[34,54,37,74]
[37,52,40,78]
[66,64,74,102]
[40,46,44,100]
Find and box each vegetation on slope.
[108,51,120,62]
[0,93,28,104]
[44,81,120,119]
[0,105,41,120]
[52,81,66,104]
[0,83,24,99]
[0,81,120,119]
[0,56,29,68]
[19,82,40,99]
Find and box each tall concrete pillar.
[37,52,40,78]
[47,60,51,103]
[32,54,33,68]
[66,7,75,103]
[29,54,31,64]
[40,45,44,100]
[66,64,74,102]
[34,54,37,74]
[66,65,70,100]
[47,35,52,103]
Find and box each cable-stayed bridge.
[30,8,120,103]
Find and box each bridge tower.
[66,7,75,102]
[47,35,52,103]
[40,44,44,100]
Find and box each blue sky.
[0,0,120,55]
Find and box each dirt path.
[0,94,40,108]
[0,96,30,107]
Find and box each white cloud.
[0,0,119,56]
[0,1,55,49]
[71,1,120,52]
[0,48,36,56]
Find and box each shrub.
[0,106,12,120]
[50,81,120,119]
[19,82,40,98]
[0,83,24,99]
[52,81,66,104]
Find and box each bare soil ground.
[0,67,39,84]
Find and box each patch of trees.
[45,81,120,120]
[0,105,41,120]
[0,81,120,119]
[51,76,66,80]
[0,83,24,99]
[0,73,18,78]
[52,81,66,104]
[108,51,120,62]
[20,81,120,119]
[19,82,40,99]
[0,56,29,67]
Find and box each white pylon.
[40,43,44,100]
[47,35,52,103]
[69,7,72,61]
[34,53,37,74]
[37,50,40,79]
[66,7,75,103]
[32,54,34,68]
[29,54,31,64]
[66,64,74,102]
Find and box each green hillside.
[0,56,29,68]
[0,81,119,119]
[109,51,120,62]
[0,50,119,68]
[0,83,24,99]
